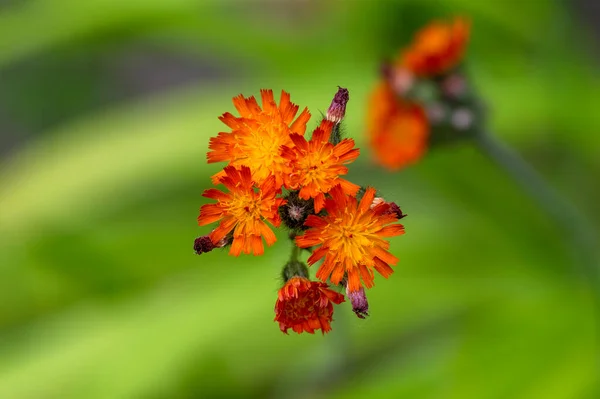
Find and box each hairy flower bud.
[451,107,474,131]
[346,284,369,319]
[193,235,215,255]
[279,191,315,230]
[442,73,467,99]
[371,197,407,220]
[281,259,310,282]
[193,231,232,255]
[326,86,349,124]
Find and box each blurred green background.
[0,0,599,398]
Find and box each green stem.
[475,132,599,293]
[290,243,301,263]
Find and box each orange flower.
[274,276,345,334]
[207,89,311,188]
[401,17,470,77]
[281,120,360,213]
[197,165,284,256]
[295,185,405,293]
[367,81,429,170]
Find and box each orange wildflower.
[295,185,405,293]
[197,165,284,256]
[281,120,360,213]
[274,276,345,334]
[367,81,429,170]
[401,17,470,77]
[207,89,311,188]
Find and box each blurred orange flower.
[207,89,311,188]
[197,165,284,256]
[281,119,361,213]
[401,17,470,77]
[295,186,405,293]
[274,276,345,334]
[367,81,429,170]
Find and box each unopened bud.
[193,235,215,255]
[425,102,447,125]
[279,191,315,230]
[442,73,467,99]
[451,107,474,131]
[390,66,415,96]
[282,259,310,282]
[371,197,407,220]
[326,87,349,123]
[194,231,231,255]
[387,202,407,220]
[346,285,369,319]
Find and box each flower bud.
[193,231,232,255]
[442,73,467,99]
[346,284,369,319]
[326,86,349,124]
[281,259,310,282]
[193,235,215,255]
[279,191,315,230]
[425,102,448,125]
[371,197,407,220]
[451,107,474,131]
[391,66,415,96]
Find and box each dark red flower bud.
[194,235,215,255]
[371,197,407,220]
[387,202,407,220]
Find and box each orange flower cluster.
[367,17,471,170]
[196,88,406,334]
[402,17,470,77]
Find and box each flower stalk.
[475,132,599,289]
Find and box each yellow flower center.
[237,120,291,182]
[326,218,377,262]
[297,147,335,185]
[227,193,262,223]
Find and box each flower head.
[367,81,429,170]
[197,165,284,256]
[401,17,470,77]
[207,89,311,187]
[281,120,360,212]
[295,185,405,293]
[274,276,345,334]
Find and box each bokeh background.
[1,0,599,398]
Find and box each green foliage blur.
[0,0,598,398]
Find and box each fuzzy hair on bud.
[281,259,310,282]
[279,191,315,230]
